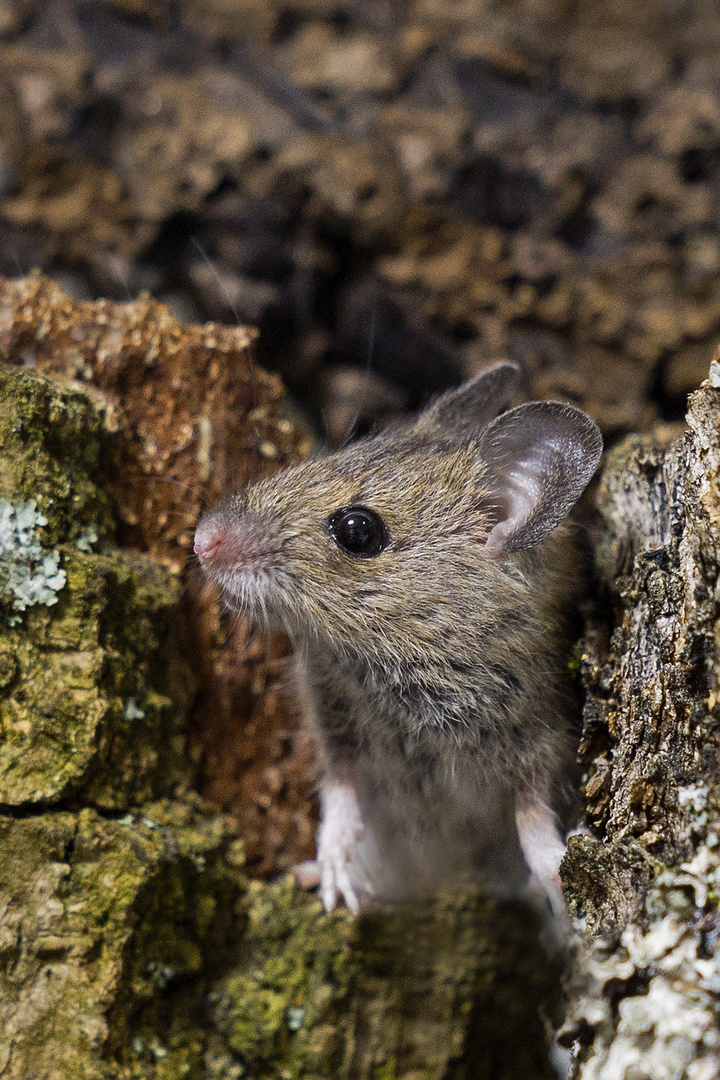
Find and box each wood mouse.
[194,363,602,916]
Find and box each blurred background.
[0,0,717,446]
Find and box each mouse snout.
[194,509,282,577]
[194,513,229,562]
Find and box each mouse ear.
[414,362,521,438]
[479,401,603,553]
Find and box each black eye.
[327,505,388,558]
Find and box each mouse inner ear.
[478,401,603,553]
[414,362,522,440]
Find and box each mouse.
[194,362,603,917]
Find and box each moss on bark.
[0,365,190,808]
[210,881,562,1080]
[0,364,245,1078]
[0,362,113,548]
[0,804,243,1080]
[0,545,192,808]
[0,271,316,880]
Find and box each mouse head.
[195,364,602,657]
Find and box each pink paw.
[316,783,375,914]
[515,794,568,921]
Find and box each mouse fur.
[195,363,602,913]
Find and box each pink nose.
[194,515,227,562]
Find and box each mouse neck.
[300,629,521,744]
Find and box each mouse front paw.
[316,782,375,915]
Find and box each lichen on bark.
[7,275,720,1079]
[210,880,563,1080]
[560,366,720,1078]
[0,364,189,808]
[0,270,316,877]
[0,804,243,1080]
[0,364,245,1078]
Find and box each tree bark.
[561,361,720,1078]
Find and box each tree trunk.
[561,361,720,1078]
[0,276,563,1079]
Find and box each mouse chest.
[300,649,507,803]
[300,649,524,881]
[299,646,449,752]
[349,730,521,886]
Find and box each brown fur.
[198,369,601,902]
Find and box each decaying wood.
[561,359,720,1078]
[0,279,564,1079]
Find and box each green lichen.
[0,364,245,1079]
[109,802,246,1080]
[76,525,99,553]
[0,366,192,808]
[0,363,114,547]
[0,543,191,808]
[213,877,358,1075]
[0,361,564,1080]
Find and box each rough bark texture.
[210,882,562,1080]
[1,0,720,1073]
[0,361,245,1078]
[3,266,720,1076]
[560,362,720,1078]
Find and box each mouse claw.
[320,860,341,913]
[294,859,321,890]
[318,829,363,914]
[320,854,374,915]
[294,855,374,915]
[333,865,360,915]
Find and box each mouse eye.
[327,505,388,558]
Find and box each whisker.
[190,235,264,472]
[339,293,379,448]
